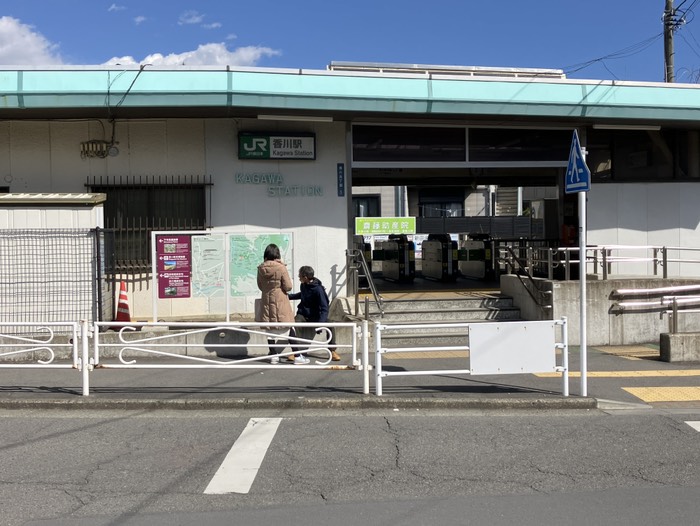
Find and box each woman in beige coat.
[256,243,296,363]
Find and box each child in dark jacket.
[287,265,340,362]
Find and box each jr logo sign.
[238,132,316,160]
[239,136,269,159]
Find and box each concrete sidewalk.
[1,344,695,411]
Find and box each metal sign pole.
[578,189,587,396]
[565,129,590,397]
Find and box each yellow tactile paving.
[593,346,661,361]
[623,387,700,402]
[536,370,700,378]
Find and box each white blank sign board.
[469,321,557,375]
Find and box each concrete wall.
[0,118,350,319]
[502,274,700,346]
[660,333,700,362]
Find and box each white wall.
[0,118,350,319]
[0,205,104,229]
[588,182,700,277]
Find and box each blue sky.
[1,1,699,82]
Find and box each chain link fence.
[0,229,115,332]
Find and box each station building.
[1,62,700,322]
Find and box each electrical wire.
[563,33,664,75]
[562,1,700,79]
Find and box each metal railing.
[1,317,571,398]
[497,243,700,281]
[346,248,384,318]
[610,284,700,334]
[374,318,569,396]
[499,245,552,310]
[0,320,368,397]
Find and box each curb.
[0,396,598,411]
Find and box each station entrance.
[350,124,580,294]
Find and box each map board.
[191,234,226,298]
[229,233,293,297]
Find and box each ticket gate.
[352,235,372,266]
[421,233,458,281]
[375,234,415,282]
[458,234,493,280]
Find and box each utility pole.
[664,0,675,82]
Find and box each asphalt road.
[2,406,700,526]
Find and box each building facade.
[2,63,700,318]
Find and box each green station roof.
[0,64,697,126]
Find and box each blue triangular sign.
[565,130,591,194]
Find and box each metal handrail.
[497,243,700,281]
[610,284,700,333]
[346,248,384,318]
[499,245,552,309]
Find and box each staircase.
[359,291,521,349]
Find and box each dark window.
[353,195,380,217]
[420,202,462,217]
[353,125,466,162]
[89,176,210,271]
[588,128,688,183]
[418,187,465,217]
[469,128,571,162]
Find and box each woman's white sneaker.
[293,355,310,365]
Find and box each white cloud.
[0,16,278,68]
[0,16,62,65]
[202,22,222,29]
[134,16,146,25]
[104,43,280,67]
[108,4,125,12]
[179,10,204,25]
[226,33,237,40]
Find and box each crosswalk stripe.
[204,417,281,495]
[686,421,700,432]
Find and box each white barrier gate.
[374,318,569,396]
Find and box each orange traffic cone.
[113,281,131,325]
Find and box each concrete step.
[377,329,469,349]
[366,295,514,314]
[377,307,521,322]
[360,293,521,349]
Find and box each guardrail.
[374,318,569,396]
[0,321,368,396]
[610,284,700,333]
[498,244,700,281]
[1,317,571,398]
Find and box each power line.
[563,33,664,76]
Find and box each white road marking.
[686,421,700,432]
[204,417,282,495]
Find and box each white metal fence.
[1,319,568,397]
[374,318,569,396]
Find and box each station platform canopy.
[0,62,699,126]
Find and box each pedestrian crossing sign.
[565,129,591,194]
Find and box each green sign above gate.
[355,217,416,235]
